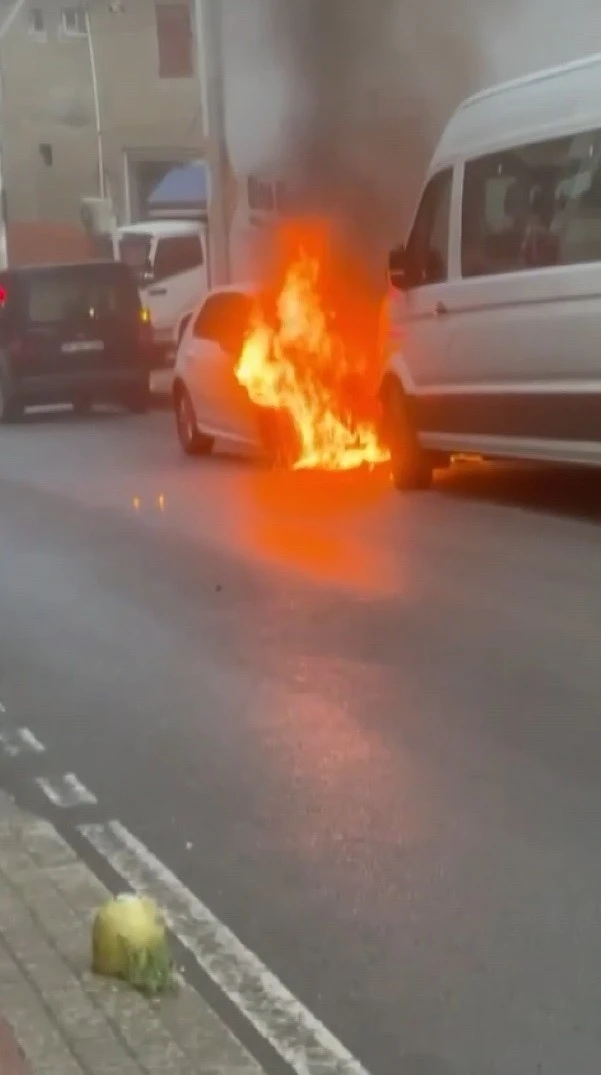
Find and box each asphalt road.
[1,408,601,1075]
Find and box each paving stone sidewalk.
[0,790,265,1074]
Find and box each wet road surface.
[1,409,601,1075]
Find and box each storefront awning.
[148,161,210,214]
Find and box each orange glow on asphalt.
[243,466,396,593]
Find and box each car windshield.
[118,234,152,278]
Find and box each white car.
[172,283,296,464]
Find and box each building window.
[247,177,291,214]
[61,6,87,38]
[155,3,193,79]
[461,128,601,277]
[28,8,46,37]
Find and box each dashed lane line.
[0,727,45,757]
[35,773,97,808]
[80,819,371,1075]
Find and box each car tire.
[257,407,300,468]
[177,315,191,345]
[174,384,214,457]
[73,394,93,417]
[380,375,433,491]
[0,379,22,424]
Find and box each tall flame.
[235,254,389,472]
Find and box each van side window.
[461,128,601,277]
[405,168,453,287]
[153,235,204,281]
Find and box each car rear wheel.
[174,385,214,457]
[177,315,191,344]
[72,394,92,417]
[0,380,22,424]
[380,376,433,491]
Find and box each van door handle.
[148,286,167,296]
[435,301,448,317]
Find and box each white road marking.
[18,728,45,753]
[36,773,97,808]
[0,701,6,713]
[80,820,370,1075]
[0,727,45,756]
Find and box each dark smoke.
[267,0,498,277]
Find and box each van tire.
[174,382,214,457]
[380,375,433,491]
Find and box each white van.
[380,52,601,489]
[115,220,209,362]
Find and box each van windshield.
[118,234,152,278]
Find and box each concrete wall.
[0,0,207,262]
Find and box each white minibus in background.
[380,52,601,489]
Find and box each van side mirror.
[140,258,155,285]
[388,245,408,290]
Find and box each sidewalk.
[0,789,265,1074]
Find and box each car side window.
[192,295,222,341]
[153,235,204,282]
[192,292,253,354]
[405,168,453,287]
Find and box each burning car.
[172,237,390,472]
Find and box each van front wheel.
[380,376,433,491]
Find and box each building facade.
[0,0,207,262]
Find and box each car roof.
[2,260,129,277]
[118,220,200,238]
[205,282,257,298]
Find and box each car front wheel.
[256,406,300,468]
[380,376,433,491]
[174,385,214,456]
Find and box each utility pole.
[0,0,29,268]
[83,2,106,201]
[194,0,230,284]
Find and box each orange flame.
[235,251,390,472]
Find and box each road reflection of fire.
[235,221,390,473]
[244,467,398,595]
